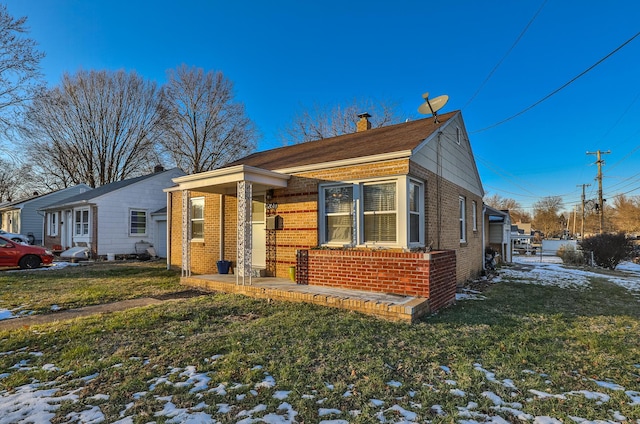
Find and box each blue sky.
[4,0,640,214]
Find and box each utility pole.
[586,150,610,234]
[577,183,590,239]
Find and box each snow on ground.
[0,353,638,423]
[0,262,80,321]
[1,257,640,422]
[458,255,640,301]
[494,255,640,293]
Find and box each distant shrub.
[556,244,584,266]
[580,233,632,270]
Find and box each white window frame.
[48,212,58,237]
[456,126,461,145]
[320,184,355,246]
[472,200,478,232]
[362,181,398,245]
[190,197,205,241]
[129,209,148,236]
[459,196,466,243]
[408,179,424,246]
[74,207,90,236]
[319,177,424,248]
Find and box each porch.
[181,274,431,323]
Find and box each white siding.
[411,113,484,197]
[94,169,184,256]
[0,185,90,245]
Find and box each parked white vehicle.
[0,230,30,244]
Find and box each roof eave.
[170,165,291,193]
[274,150,413,174]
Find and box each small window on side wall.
[130,210,147,236]
[472,200,477,232]
[190,197,205,240]
[459,196,466,243]
[409,181,423,244]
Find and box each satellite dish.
[417,92,449,123]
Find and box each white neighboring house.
[483,205,512,264]
[0,185,91,245]
[40,168,185,258]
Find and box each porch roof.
[167,165,290,194]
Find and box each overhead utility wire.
[596,91,640,148]
[471,30,640,134]
[607,126,640,173]
[463,0,548,110]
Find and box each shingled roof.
[225,111,459,171]
[40,168,183,210]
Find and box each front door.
[61,210,72,250]
[252,195,266,269]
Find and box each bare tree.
[0,5,44,143]
[532,196,565,238]
[0,159,39,201]
[278,98,403,145]
[0,157,20,201]
[484,193,531,223]
[21,69,163,188]
[159,65,258,174]
[610,194,640,233]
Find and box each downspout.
[436,131,442,249]
[166,191,171,270]
[219,194,225,261]
[482,204,486,271]
[38,210,45,246]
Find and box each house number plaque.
[266,203,278,210]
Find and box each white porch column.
[181,190,191,277]
[237,180,253,285]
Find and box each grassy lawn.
[0,261,182,315]
[0,264,638,423]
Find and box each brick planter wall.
[307,249,457,313]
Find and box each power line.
[463,0,548,110]
[586,150,610,233]
[607,126,640,172]
[596,91,640,149]
[471,30,640,134]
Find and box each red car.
[0,235,55,269]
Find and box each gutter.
[219,195,225,261]
[482,204,487,271]
[166,191,171,270]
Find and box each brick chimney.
[356,112,372,132]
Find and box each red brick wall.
[424,249,458,311]
[307,249,456,312]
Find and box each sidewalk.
[0,291,204,331]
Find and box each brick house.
[166,111,485,312]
